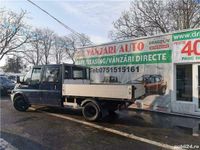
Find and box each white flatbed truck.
[11,64,145,121]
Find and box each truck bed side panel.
[62,84,132,100]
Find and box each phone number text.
[91,66,140,73]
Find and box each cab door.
[40,65,62,106]
[25,67,43,104]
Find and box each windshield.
[23,69,32,83]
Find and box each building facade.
[75,28,200,117]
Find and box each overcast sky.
[0,0,131,66]
[0,0,131,43]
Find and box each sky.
[0,0,131,66]
[0,0,131,43]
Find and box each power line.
[26,0,94,45]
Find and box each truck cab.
[11,64,89,108]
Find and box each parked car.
[0,74,7,77]
[0,76,15,96]
[143,74,167,95]
[101,76,121,84]
[127,74,167,95]
[7,75,19,83]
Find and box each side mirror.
[17,76,24,84]
[17,76,20,83]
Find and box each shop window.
[176,64,192,102]
[198,66,200,108]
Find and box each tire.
[107,104,118,116]
[13,96,29,112]
[82,102,100,121]
[159,87,166,95]
[145,88,149,94]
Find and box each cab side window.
[43,67,60,82]
[72,67,84,79]
[31,68,42,84]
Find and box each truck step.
[63,102,78,109]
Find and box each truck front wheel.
[13,96,29,112]
[82,102,101,121]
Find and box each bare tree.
[23,28,54,65]
[62,36,76,64]
[168,0,200,30]
[23,29,44,65]
[52,35,66,64]
[110,0,200,40]
[0,9,30,60]
[40,29,54,65]
[61,34,91,64]
[71,33,91,46]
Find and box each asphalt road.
[1,96,200,150]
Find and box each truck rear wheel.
[82,102,101,121]
[13,96,29,112]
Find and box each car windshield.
[8,76,16,80]
[0,77,13,84]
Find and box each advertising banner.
[75,35,173,112]
[173,29,200,63]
